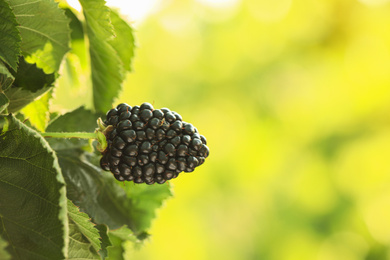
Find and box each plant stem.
[41,132,98,139]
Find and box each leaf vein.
[0,215,62,250]
[18,26,68,49]
[11,0,43,8]
[0,177,59,208]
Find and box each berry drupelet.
[100,103,209,184]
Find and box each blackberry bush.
[99,102,210,184]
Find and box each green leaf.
[0,0,21,71]
[4,57,55,113]
[0,61,14,91]
[64,7,84,41]
[58,149,173,236]
[0,237,11,260]
[21,90,52,131]
[96,224,111,260]
[46,106,101,150]
[79,0,124,113]
[106,226,138,260]
[0,114,67,259]
[0,93,9,114]
[56,149,137,230]
[109,9,135,72]
[67,199,101,259]
[122,183,173,234]
[8,0,71,74]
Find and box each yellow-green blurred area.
[61,0,390,259]
[120,0,390,259]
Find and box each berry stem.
[40,132,98,139]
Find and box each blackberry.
[99,102,210,184]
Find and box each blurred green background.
[61,0,390,259]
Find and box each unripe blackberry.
[99,102,209,184]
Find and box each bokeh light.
[70,0,390,259]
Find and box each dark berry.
[133,177,144,183]
[136,130,147,141]
[155,174,166,184]
[106,108,118,118]
[138,154,149,166]
[158,151,168,164]
[153,109,164,119]
[192,133,201,140]
[140,102,154,110]
[146,128,155,140]
[113,136,126,150]
[155,163,164,174]
[110,165,120,175]
[170,120,183,132]
[149,152,157,162]
[119,111,131,121]
[110,147,122,157]
[182,135,191,145]
[133,166,142,177]
[184,123,196,135]
[188,148,198,156]
[140,109,153,122]
[130,114,140,122]
[177,157,187,171]
[122,155,137,167]
[101,103,210,184]
[109,129,117,141]
[200,135,207,144]
[100,156,110,171]
[161,107,170,113]
[124,145,138,156]
[177,144,188,157]
[117,120,132,132]
[120,130,136,143]
[166,129,177,139]
[172,111,182,121]
[161,122,170,131]
[115,175,125,181]
[126,175,135,181]
[131,106,140,113]
[149,118,161,129]
[164,143,176,156]
[116,103,130,110]
[140,141,152,154]
[108,115,119,126]
[187,156,199,168]
[119,164,131,176]
[199,144,209,158]
[165,112,176,122]
[134,121,144,130]
[191,138,203,151]
[166,158,177,171]
[163,171,175,180]
[155,129,165,140]
[143,163,155,176]
[108,155,120,166]
[170,136,181,147]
